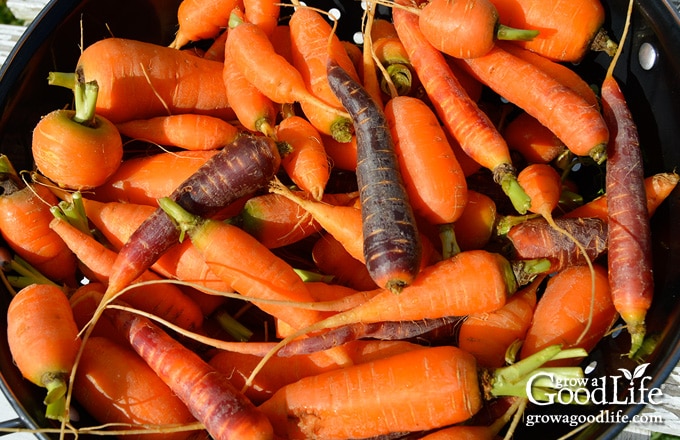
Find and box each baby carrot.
[170,0,244,48]
[7,283,81,421]
[327,59,422,293]
[115,114,240,151]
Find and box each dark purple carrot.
[326,59,422,293]
[105,306,275,440]
[105,133,281,302]
[602,0,653,358]
[276,316,465,357]
[503,216,608,273]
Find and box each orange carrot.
[503,111,568,164]
[104,306,275,440]
[458,275,541,368]
[50,38,236,124]
[0,162,77,286]
[453,190,497,251]
[115,114,240,151]
[203,29,229,61]
[520,264,617,366]
[392,3,530,214]
[417,0,539,59]
[563,172,680,220]
[223,37,278,137]
[459,45,609,163]
[7,283,82,421]
[489,0,616,62]
[385,95,468,225]
[258,344,586,439]
[69,283,125,343]
[321,133,358,171]
[73,336,201,440]
[92,150,219,205]
[311,233,379,291]
[226,15,351,142]
[238,192,324,249]
[601,0,653,357]
[170,0,244,48]
[276,115,330,200]
[33,76,123,190]
[243,0,280,37]
[49,214,205,331]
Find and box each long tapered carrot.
[391,2,530,214]
[458,45,609,163]
[601,0,653,358]
[326,59,422,293]
[104,306,275,440]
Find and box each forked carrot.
[7,283,82,421]
[601,0,653,357]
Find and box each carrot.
[489,0,617,62]
[210,340,424,404]
[92,150,219,206]
[158,197,332,333]
[69,283,125,343]
[288,6,361,109]
[311,233,379,291]
[503,111,568,164]
[276,115,331,200]
[6,283,82,421]
[416,0,539,59]
[170,0,244,48]
[238,192,324,249]
[49,214,205,331]
[321,132,358,171]
[458,45,609,163]
[385,95,468,226]
[0,160,77,286]
[50,38,236,124]
[370,20,413,97]
[563,171,680,220]
[327,59,422,292]
[497,41,600,110]
[73,336,201,440]
[243,0,280,37]
[115,114,240,151]
[504,216,608,273]
[33,74,123,190]
[453,190,497,251]
[223,36,278,138]
[105,133,280,307]
[601,0,653,357]
[258,344,587,439]
[458,275,541,368]
[203,29,229,61]
[226,15,352,142]
[392,3,531,214]
[104,306,275,440]
[520,264,618,366]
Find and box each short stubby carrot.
[170,0,244,48]
[62,38,236,123]
[7,283,82,421]
[115,114,240,151]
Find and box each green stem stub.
[496,24,540,42]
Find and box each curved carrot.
[7,283,81,421]
[105,306,275,440]
[417,0,538,59]
[276,115,330,200]
[489,0,616,62]
[459,45,609,163]
[392,3,530,214]
[73,336,200,440]
[327,59,422,293]
[33,76,123,190]
[170,0,244,48]
[0,164,77,286]
[92,150,219,206]
[601,0,653,357]
[385,95,468,225]
[116,114,240,151]
[52,38,236,124]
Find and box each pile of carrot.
[1,0,677,438]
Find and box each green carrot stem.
[73,79,100,126]
[213,309,253,342]
[294,268,335,283]
[5,255,58,288]
[384,63,413,96]
[158,197,202,242]
[43,373,68,421]
[439,223,461,260]
[496,25,540,42]
[495,165,532,215]
[51,191,91,235]
[47,71,77,90]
